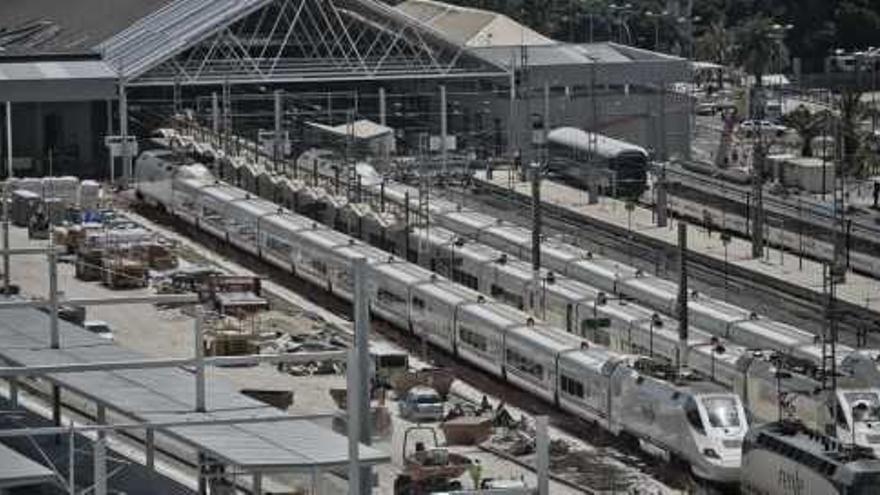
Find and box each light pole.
[774,368,793,421]
[649,312,662,357]
[644,10,669,52]
[609,3,634,45]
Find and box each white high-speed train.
[370,183,880,387]
[135,155,747,483]
[404,224,880,455]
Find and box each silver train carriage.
[546,127,649,199]
[401,223,880,455]
[135,160,747,483]
[742,420,880,495]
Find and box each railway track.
[133,204,700,493]
[465,180,880,350]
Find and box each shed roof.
[0,443,55,489]
[396,0,552,47]
[0,305,388,470]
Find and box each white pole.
[49,231,59,349]
[346,348,361,493]
[536,415,549,495]
[94,405,107,495]
[118,84,131,188]
[3,101,11,293]
[194,309,205,412]
[355,257,372,493]
[440,85,448,176]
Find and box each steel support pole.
[106,99,114,183]
[118,84,131,188]
[354,257,372,494]
[531,163,542,315]
[346,348,361,493]
[253,473,263,495]
[211,92,220,137]
[3,101,12,294]
[52,385,62,426]
[145,428,155,472]
[677,222,689,369]
[378,87,387,127]
[274,89,283,172]
[9,378,17,408]
[194,309,205,412]
[440,85,448,175]
[536,415,549,495]
[49,234,59,349]
[656,165,668,227]
[543,81,550,164]
[94,405,107,495]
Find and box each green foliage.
[442,0,880,67]
[780,106,830,157]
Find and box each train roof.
[297,228,355,250]
[483,223,531,246]
[228,196,281,218]
[461,300,530,328]
[372,258,434,284]
[624,275,678,299]
[506,323,583,355]
[559,346,628,375]
[411,278,481,305]
[441,209,498,232]
[746,421,880,472]
[687,295,753,323]
[547,127,649,158]
[262,211,320,232]
[595,299,656,323]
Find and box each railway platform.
[474,170,880,331]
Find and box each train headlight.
[702,448,720,459]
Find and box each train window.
[266,234,292,254]
[701,397,741,428]
[378,288,406,306]
[459,326,488,352]
[453,269,479,290]
[412,297,425,311]
[684,398,706,435]
[491,284,524,310]
[506,348,544,379]
[561,374,584,399]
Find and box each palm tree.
[695,21,733,89]
[733,15,781,118]
[780,105,829,157]
[836,89,869,177]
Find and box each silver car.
[399,386,444,421]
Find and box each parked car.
[696,102,717,115]
[399,386,444,421]
[83,320,114,340]
[738,119,788,138]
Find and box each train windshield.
[701,397,742,428]
[845,392,880,423]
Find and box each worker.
[468,459,483,489]
[873,181,879,208]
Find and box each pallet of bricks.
[75,228,153,288]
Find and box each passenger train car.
[135,159,747,483]
[384,196,880,390]
[742,420,880,495]
[546,127,649,199]
[403,224,880,456]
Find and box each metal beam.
[0,351,347,377]
[0,294,199,310]
[194,309,205,412]
[0,412,337,439]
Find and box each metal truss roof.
[98,0,508,86]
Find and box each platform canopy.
[0,59,117,102]
[0,443,56,489]
[97,0,509,86]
